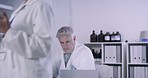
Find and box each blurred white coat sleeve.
[1,3,53,59]
[41,57,53,78]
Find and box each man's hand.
[0,12,10,34]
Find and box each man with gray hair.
[53,26,95,78]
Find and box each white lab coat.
[53,42,95,78]
[0,0,53,78]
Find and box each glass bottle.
[98,30,104,42]
[90,30,97,42]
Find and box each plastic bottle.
[111,32,115,42]
[104,32,111,42]
[114,31,121,42]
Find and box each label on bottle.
[105,36,110,40]
[115,35,120,40]
[111,36,115,40]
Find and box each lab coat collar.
[24,0,37,6]
[65,41,81,68]
[71,41,79,55]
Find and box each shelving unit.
[85,42,124,78]
[127,42,148,78]
[85,42,102,65]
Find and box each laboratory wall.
[50,0,148,62]
[50,0,72,58]
[2,0,148,55]
[71,0,148,43]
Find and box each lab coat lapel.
[66,42,79,69]
[9,3,25,24]
[60,53,66,69]
[9,0,36,24]
[66,54,73,68]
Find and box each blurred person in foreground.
[0,0,54,78]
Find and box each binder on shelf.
[134,67,140,78]
[133,46,138,63]
[104,46,116,63]
[104,46,110,63]
[136,46,142,63]
[130,45,147,63]
[106,66,113,78]
[112,46,117,63]
[130,45,146,63]
[113,66,118,78]
[140,67,146,78]
[96,65,110,78]
[142,46,146,63]
[131,46,143,63]
[104,45,121,63]
[130,66,134,78]
[106,66,121,78]
[118,66,121,78]
[146,67,148,78]
[130,46,134,63]
[116,45,121,63]
[133,67,146,78]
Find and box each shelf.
[102,42,123,44]
[128,63,148,66]
[85,42,123,44]
[127,42,148,78]
[103,62,122,65]
[128,42,148,45]
[85,42,124,78]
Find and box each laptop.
[59,70,99,78]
